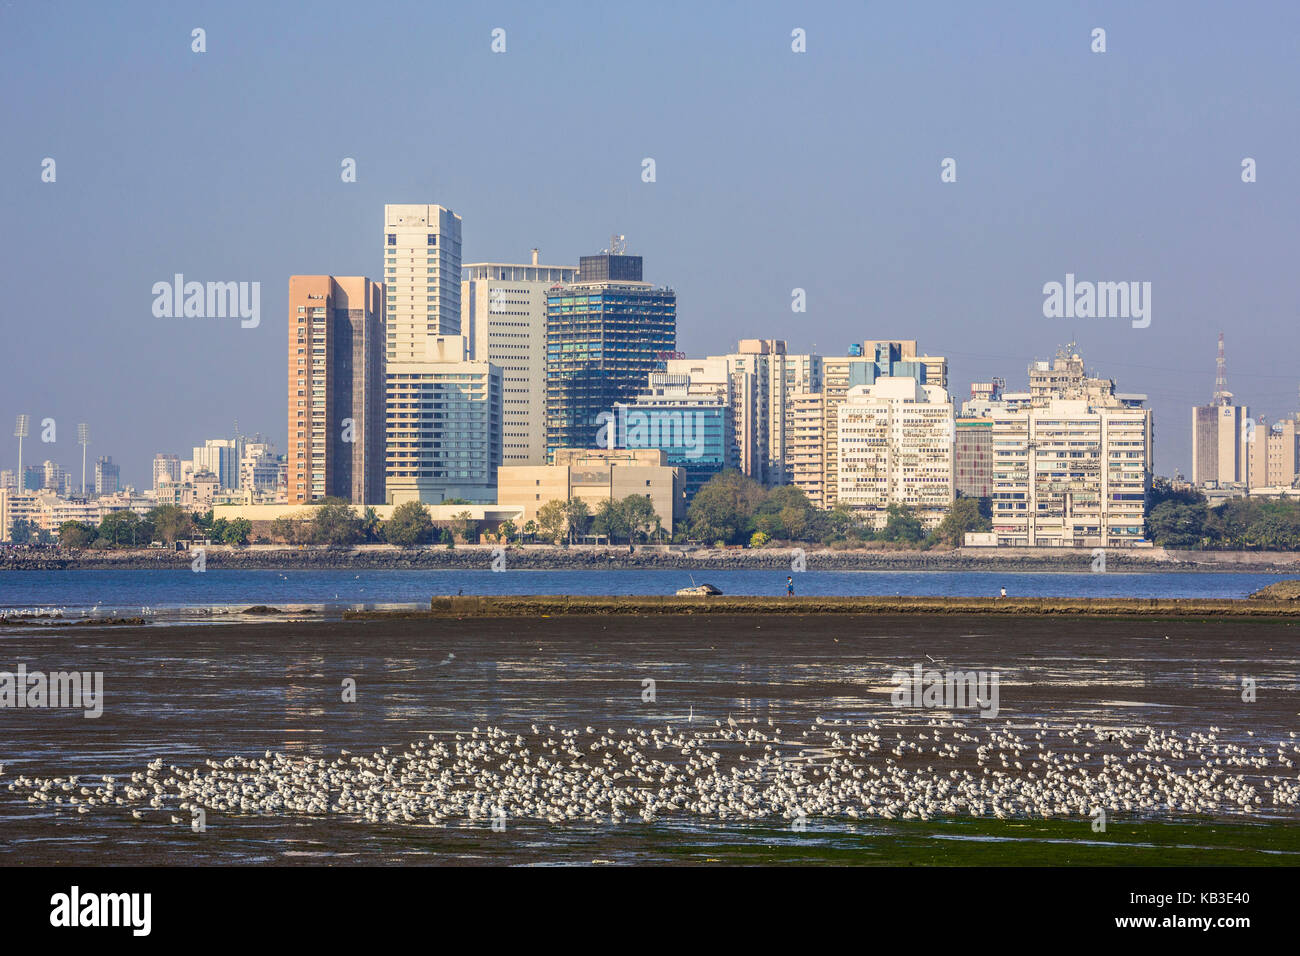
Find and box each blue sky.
[2,0,1297,486]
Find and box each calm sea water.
[0,569,1286,618]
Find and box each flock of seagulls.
[5,718,1299,829]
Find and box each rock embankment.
[2,544,1299,572]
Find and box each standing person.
[999,586,1007,598]
[787,576,795,596]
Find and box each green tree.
[562,497,591,544]
[103,510,152,547]
[360,506,383,543]
[384,501,435,547]
[451,510,477,544]
[685,470,766,544]
[270,514,311,545]
[9,518,38,544]
[312,498,363,547]
[147,505,192,545]
[521,519,538,543]
[497,519,517,544]
[57,521,97,549]
[591,498,630,543]
[934,496,991,546]
[536,500,567,544]
[880,504,924,543]
[1146,500,1209,548]
[621,495,659,544]
[222,517,252,546]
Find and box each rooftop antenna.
[610,234,626,255]
[1214,332,1230,405]
[14,415,29,484]
[77,423,89,496]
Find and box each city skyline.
[4,1,1299,487]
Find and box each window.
[427,234,437,245]
[387,234,396,246]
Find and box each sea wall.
[3,544,1300,572]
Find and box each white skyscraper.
[384,204,462,358]
[384,204,499,503]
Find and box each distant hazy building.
[545,245,676,457]
[288,275,386,504]
[152,454,182,491]
[42,460,66,491]
[386,335,501,504]
[497,448,684,534]
[94,456,120,496]
[1247,415,1300,489]
[0,470,15,493]
[463,252,577,466]
[836,377,954,529]
[192,439,242,490]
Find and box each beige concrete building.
[992,400,1150,547]
[1192,403,1249,487]
[788,391,826,507]
[1247,415,1300,489]
[820,342,947,506]
[462,253,577,467]
[663,340,822,486]
[836,377,954,529]
[497,448,684,533]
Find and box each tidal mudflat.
[2,613,1297,865]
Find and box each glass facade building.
[545,262,676,457]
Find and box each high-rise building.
[1192,335,1247,487]
[788,392,826,507]
[382,204,480,501]
[990,349,1152,547]
[992,400,1150,547]
[463,252,578,466]
[94,456,120,496]
[836,377,954,528]
[384,204,462,356]
[192,439,243,490]
[545,245,676,457]
[953,418,994,499]
[0,470,15,493]
[386,335,501,504]
[1247,415,1300,489]
[152,454,182,491]
[287,276,386,504]
[821,341,946,506]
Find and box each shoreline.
[342,593,1300,618]
[4,543,1300,573]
